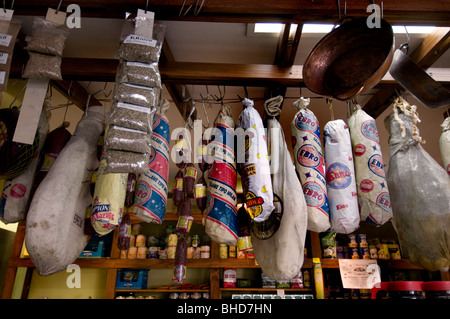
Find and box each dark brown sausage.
[124,173,136,208]
[195,175,207,213]
[183,163,197,198]
[117,212,131,250]
[173,234,187,283]
[173,169,184,207]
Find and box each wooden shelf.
[319,258,425,270]
[220,288,313,292]
[116,289,209,293]
[11,257,312,269]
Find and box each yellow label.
[185,166,197,178]
[175,177,183,190]
[237,236,252,251]
[41,153,57,170]
[194,184,207,199]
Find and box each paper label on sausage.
[134,113,170,224]
[291,108,330,232]
[236,103,274,222]
[348,108,392,226]
[206,121,238,246]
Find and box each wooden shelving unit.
[2,213,448,300]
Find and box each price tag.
[338,259,381,289]
[0,9,13,21]
[45,8,67,25]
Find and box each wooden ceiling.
[10,0,450,25]
[8,0,450,118]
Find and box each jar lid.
[388,281,423,291]
[422,281,450,291]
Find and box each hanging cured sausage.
[324,119,359,234]
[205,104,238,246]
[134,100,170,224]
[290,97,330,232]
[348,104,393,226]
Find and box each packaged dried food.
[104,125,151,154]
[108,101,155,133]
[22,52,62,80]
[116,24,166,63]
[24,17,70,56]
[104,149,149,175]
[116,61,161,88]
[114,82,160,108]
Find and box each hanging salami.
[133,100,170,224]
[348,104,392,226]
[236,98,274,223]
[205,104,238,246]
[324,119,360,234]
[290,97,330,232]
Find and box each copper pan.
[303,17,395,101]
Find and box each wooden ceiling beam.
[9,0,450,25]
[363,27,450,118]
[10,56,450,87]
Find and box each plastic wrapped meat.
[385,97,450,271]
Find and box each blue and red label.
[368,154,385,178]
[303,181,330,217]
[326,162,352,189]
[134,114,170,224]
[294,111,321,140]
[297,144,322,169]
[361,120,380,144]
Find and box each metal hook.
[67,80,73,97]
[10,0,13,10]
[9,82,27,108]
[145,0,148,13]
[55,0,63,14]
[213,85,226,103]
[193,0,205,16]
[179,0,192,16]
[102,82,112,97]
[199,93,211,128]
[3,0,6,13]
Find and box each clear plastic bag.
[116,61,161,88]
[22,52,62,80]
[116,23,166,63]
[108,101,155,133]
[104,125,151,154]
[24,17,70,57]
[114,82,160,107]
[104,149,149,175]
